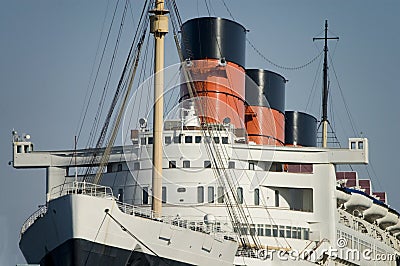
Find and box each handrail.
[50,181,114,200]
[20,205,47,236]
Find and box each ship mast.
[313,20,338,148]
[150,0,168,217]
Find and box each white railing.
[20,205,47,236]
[50,181,114,200]
[116,201,236,241]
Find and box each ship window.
[358,141,364,150]
[204,160,211,168]
[183,160,190,168]
[250,224,256,236]
[213,137,220,144]
[279,226,285,237]
[148,137,153,144]
[162,186,167,203]
[237,187,243,204]
[249,162,255,170]
[185,136,193,143]
[133,162,140,170]
[286,226,292,238]
[17,145,22,153]
[254,188,260,205]
[24,145,29,153]
[265,225,272,237]
[197,186,204,203]
[205,136,211,143]
[107,164,113,173]
[272,225,278,237]
[303,228,309,240]
[292,227,297,239]
[195,136,202,143]
[141,138,146,145]
[228,161,235,169]
[351,141,356,150]
[297,227,302,239]
[165,136,172,144]
[222,137,228,144]
[117,164,123,171]
[208,187,214,203]
[142,187,149,204]
[174,135,181,143]
[169,161,176,168]
[217,186,224,203]
[257,224,264,236]
[275,190,279,207]
[177,187,186,193]
[118,188,124,202]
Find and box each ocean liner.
[12,0,400,265]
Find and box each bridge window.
[254,188,260,205]
[197,186,204,203]
[165,136,172,144]
[162,186,167,203]
[142,187,148,204]
[204,160,211,168]
[183,160,190,168]
[140,138,146,145]
[249,162,255,170]
[208,187,214,203]
[173,135,181,143]
[275,190,279,207]
[222,137,228,144]
[237,187,243,204]
[169,161,176,168]
[195,136,202,143]
[213,137,220,144]
[185,136,193,143]
[228,161,235,169]
[217,187,224,203]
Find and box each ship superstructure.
[11,1,400,265]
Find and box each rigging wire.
[75,0,111,144]
[247,38,323,71]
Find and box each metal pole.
[150,0,168,217]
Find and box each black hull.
[38,238,193,266]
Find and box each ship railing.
[50,181,114,200]
[116,201,237,241]
[20,205,47,236]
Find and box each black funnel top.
[285,111,317,147]
[245,69,286,114]
[181,17,246,67]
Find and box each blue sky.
[1,0,399,264]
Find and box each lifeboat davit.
[344,192,373,212]
[363,204,388,223]
[377,211,399,229]
[387,220,400,234]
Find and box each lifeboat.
[363,203,388,223]
[377,211,399,229]
[344,192,373,212]
[335,189,351,206]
